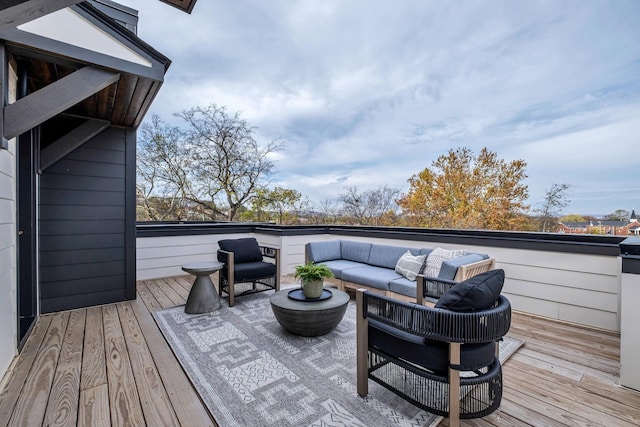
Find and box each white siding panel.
[504,263,617,293]
[505,278,617,312]
[503,292,560,319]
[0,137,16,382]
[559,304,618,331]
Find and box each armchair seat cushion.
[227,261,276,282]
[368,318,495,372]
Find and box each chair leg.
[449,343,461,427]
[356,289,369,397]
[228,256,235,307]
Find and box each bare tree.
[535,183,571,232]
[137,115,193,220]
[177,104,283,221]
[338,185,400,225]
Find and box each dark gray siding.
[39,126,136,313]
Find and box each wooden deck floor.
[0,275,639,426]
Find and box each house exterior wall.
[39,126,136,312]
[136,230,621,332]
[0,61,18,378]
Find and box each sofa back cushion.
[438,253,489,280]
[217,238,263,263]
[435,269,504,312]
[306,240,341,263]
[340,240,372,263]
[368,244,417,269]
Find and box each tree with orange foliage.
[397,147,529,230]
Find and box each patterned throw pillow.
[423,247,466,278]
[394,251,427,281]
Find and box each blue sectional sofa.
[305,239,495,303]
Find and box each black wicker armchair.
[356,269,511,426]
[217,238,280,307]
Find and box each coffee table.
[182,261,224,314]
[269,288,349,336]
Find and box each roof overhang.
[1,2,171,130]
[0,0,198,33]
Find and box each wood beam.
[40,118,110,170]
[3,66,119,139]
[158,0,198,14]
[0,0,82,33]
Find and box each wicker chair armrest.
[417,275,458,302]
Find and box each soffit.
[2,2,170,129]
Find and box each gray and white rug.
[154,292,523,427]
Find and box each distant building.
[556,210,639,235]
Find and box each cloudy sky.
[118,0,640,216]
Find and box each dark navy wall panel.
[39,126,136,313]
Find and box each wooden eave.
[0,2,171,130]
[0,0,198,33]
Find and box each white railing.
[136,228,622,333]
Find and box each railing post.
[619,237,640,391]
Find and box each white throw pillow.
[423,247,466,278]
[394,251,426,281]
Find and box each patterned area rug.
[154,291,523,427]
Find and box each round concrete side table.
[182,261,224,314]
[270,288,350,336]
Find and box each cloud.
[120,0,640,215]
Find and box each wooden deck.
[0,275,639,426]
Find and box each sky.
[117,0,640,217]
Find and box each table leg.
[185,274,222,314]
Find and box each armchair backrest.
[217,238,263,264]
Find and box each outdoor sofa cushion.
[388,277,419,298]
[306,239,341,263]
[341,265,403,291]
[438,253,489,280]
[424,247,465,278]
[320,260,365,279]
[340,240,372,263]
[368,244,420,269]
[435,269,505,312]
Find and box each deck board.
[0,276,636,426]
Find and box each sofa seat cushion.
[368,244,418,269]
[436,269,505,312]
[389,277,418,298]
[226,261,276,282]
[341,266,402,291]
[321,260,365,279]
[439,253,489,280]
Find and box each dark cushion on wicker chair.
[218,238,263,263]
[435,269,504,312]
[368,318,495,372]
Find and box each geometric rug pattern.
[154,291,523,427]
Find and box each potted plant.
[294,262,335,298]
